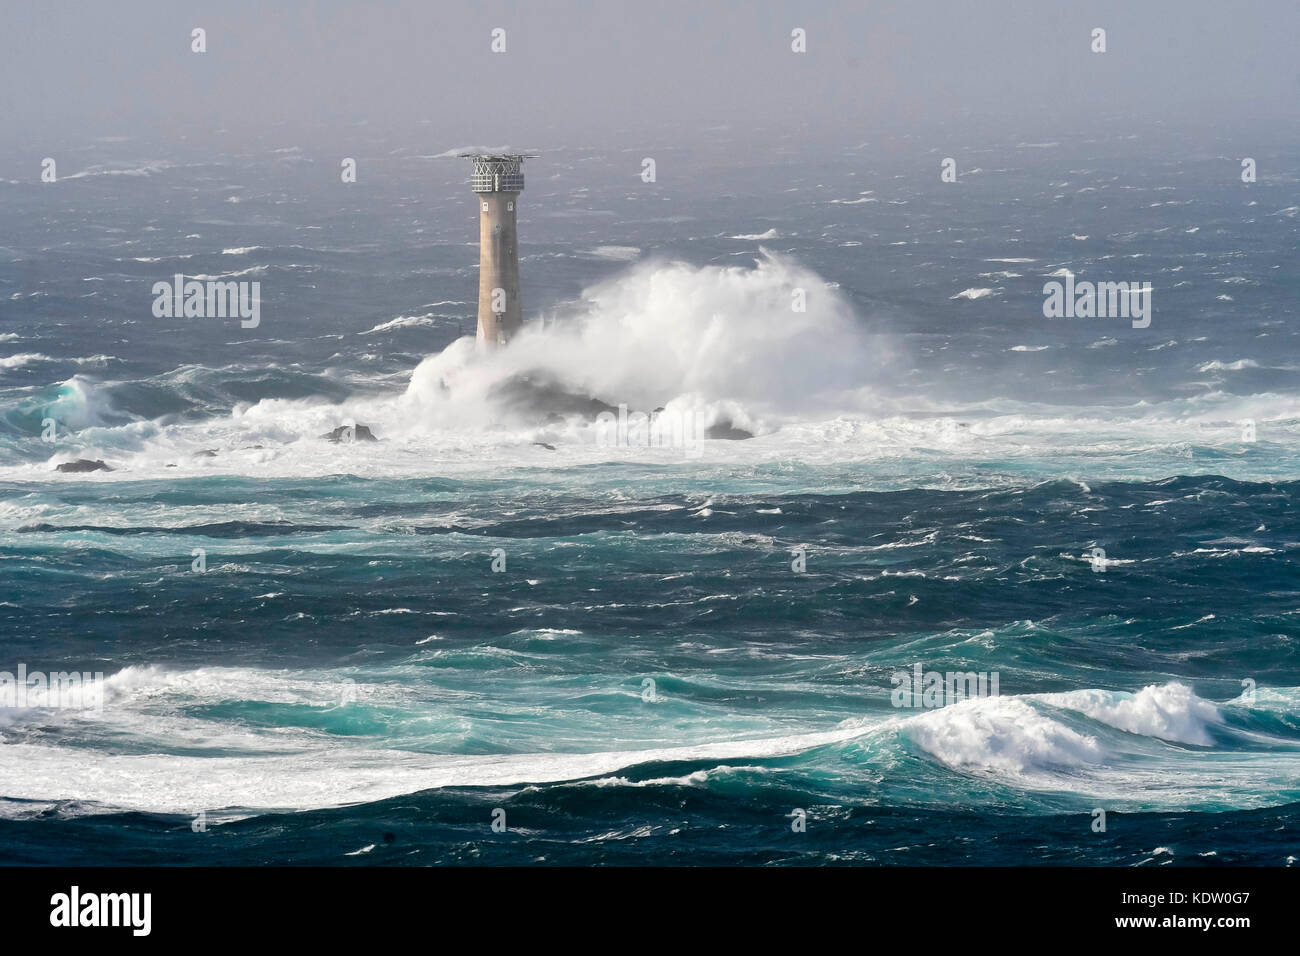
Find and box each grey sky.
[2,0,1296,150]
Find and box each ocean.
[1,130,1298,865]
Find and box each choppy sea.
[1,132,1298,864]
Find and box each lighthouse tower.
[460,153,535,347]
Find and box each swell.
[1,673,1296,820]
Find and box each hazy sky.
[2,0,1297,151]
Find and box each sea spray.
[401,251,894,432]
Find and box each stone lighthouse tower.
[460,153,534,347]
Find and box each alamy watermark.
[595,404,705,458]
[891,663,1000,708]
[1042,269,1151,328]
[0,663,105,712]
[152,274,260,328]
[50,886,150,936]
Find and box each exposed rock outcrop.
[705,420,754,440]
[321,424,378,443]
[56,459,112,473]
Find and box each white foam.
[189,266,267,280]
[400,250,894,432]
[905,697,1105,774]
[584,245,640,261]
[1038,682,1223,746]
[0,720,873,819]
[0,353,112,370]
[359,314,437,335]
[1197,359,1259,372]
[61,160,177,180]
[1,663,1296,817]
[0,353,49,369]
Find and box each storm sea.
[1,130,1297,865]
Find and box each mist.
[2,0,1297,156]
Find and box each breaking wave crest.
[1,669,1292,820]
[401,250,895,433]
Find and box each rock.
[532,441,556,451]
[705,420,754,440]
[321,424,377,443]
[193,449,219,458]
[488,373,618,420]
[56,459,112,473]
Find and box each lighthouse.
[460,153,534,347]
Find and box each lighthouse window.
[482,201,488,212]
[507,201,514,211]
